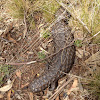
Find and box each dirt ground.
[0,0,100,100]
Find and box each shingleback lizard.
[29,10,76,93]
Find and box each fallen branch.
[83,31,100,43]
[6,61,36,66]
[22,10,66,54]
[93,31,100,37]
[0,40,74,66]
[23,11,27,39]
[48,76,76,100]
[1,29,99,66]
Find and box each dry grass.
[0,0,100,99]
[7,0,59,23]
[63,0,100,43]
[6,0,100,42]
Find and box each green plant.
[0,64,14,85]
[42,32,51,38]
[74,39,82,47]
[38,51,46,59]
[84,71,100,99]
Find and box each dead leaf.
[27,51,34,54]
[0,57,5,60]
[16,70,21,79]
[38,24,44,29]
[7,90,11,100]
[3,23,13,37]
[85,51,100,65]
[0,79,14,92]
[76,48,83,58]
[28,92,33,100]
[71,78,78,88]
[67,78,78,95]
[63,96,69,100]
[23,27,27,39]
[74,30,84,40]
[23,13,27,39]
[0,30,5,36]
[78,79,83,91]
[76,48,89,58]
[21,82,29,89]
[40,47,49,54]
[0,94,3,98]
[7,34,17,44]
[42,90,52,99]
[2,23,17,44]
[55,96,59,100]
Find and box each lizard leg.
[49,80,58,91]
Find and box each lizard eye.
[63,19,69,25]
[67,2,69,5]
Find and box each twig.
[1,29,99,66]
[90,31,100,38]
[83,31,100,43]
[4,9,67,64]
[48,76,75,100]
[23,37,40,54]
[3,22,14,37]
[5,61,36,66]
[22,10,66,54]
[9,31,40,62]
[0,37,11,43]
[56,0,91,33]
[59,71,97,82]
[22,0,27,38]
[0,40,74,65]
[23,10,27,39]
[37,40,75,62]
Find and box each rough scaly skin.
[29,18,75,93]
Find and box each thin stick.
[1,29,99,66]
[83,31,100,43]
[22,0,27,38]
[48,76,75,100]
[93,31,100,37]
[22,10,66,54]
[23,11,27,39]
[1,40,74,65]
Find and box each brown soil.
[0,1,100,100]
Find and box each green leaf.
[42,32,51,38]
[74,40,82,47]
[38,51,46,59]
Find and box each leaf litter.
[0,0,100,100]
